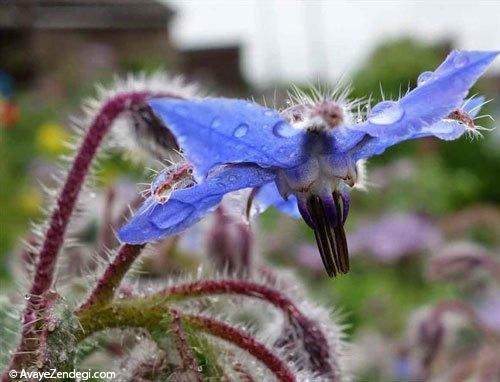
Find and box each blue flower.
[119,51,498,277]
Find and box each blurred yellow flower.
[18,186,42,215]
[99,166,119,186]
[36,121,70,155]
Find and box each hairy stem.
[170,309,204,381]
[77,243,145,312]
[32,91,152,298]
[7,90,162,375]
[184,314,296,382]
[145,279,335,376]
[154,279,304,317]
[76,302,295,382]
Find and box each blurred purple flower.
[476,294,500,332]
[295,244,325,273]
[349,212,442,262]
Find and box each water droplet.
[452,53,469,68]
[211,117,221,128]
[368,101,405,125]
[89,192,96,198]
[24,294,30,300]
[272,121,301,138]
[233,123,249,138]
[197,366,203,372]
[417,71,434,86]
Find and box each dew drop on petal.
[233,123,249,138]
[452,53,469,68]
[368,101,405,125]
[417,71,434,86]
[272,121,301,138]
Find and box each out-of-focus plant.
[348,208,500,381]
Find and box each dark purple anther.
[302,194,349,277]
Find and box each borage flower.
[119,51,498,277]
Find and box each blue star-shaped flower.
[119,50,498,277]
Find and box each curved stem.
[32,92,152,298]
[154,279,304,318]
[76,302,295,382]
[143,279,335,376]
[8,90,167,374]
[184,314,296,382]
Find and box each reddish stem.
[154,279,335,377]
[7,90,163,374]
[77,244,144,312]
[170,309,204,381]
[32,92,151,297]
[184,314,296,382]
[161,280,302,317]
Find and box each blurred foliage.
[351,38,447,101]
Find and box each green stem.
[76,301,295,382]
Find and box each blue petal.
[323,126,367,155]
[255,182,301,219]
[149,98,308,180]
[351,51,498,139]
[350,52,498,161]
[351,96,487,161]
[351,120,467,161]
[119,164,277,244]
